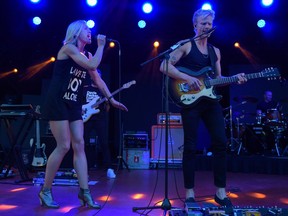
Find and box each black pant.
[181,99,227,189]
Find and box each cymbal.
[233,96,258,103]
[233,111,256,118]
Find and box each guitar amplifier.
[123,133,148,149]
[123,149,150,169]
[157,113,182,125]
[151,121,211,160]
[151,125,184,160]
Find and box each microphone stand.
[132,32,209,215]
[113,40,129,171]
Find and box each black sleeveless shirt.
[176,39,217,76]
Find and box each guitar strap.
[208,43,216,77]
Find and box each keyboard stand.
[0,112,34,183]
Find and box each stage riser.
[149,155,288,175]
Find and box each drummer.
[256,90,281,122]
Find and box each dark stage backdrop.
[1,64,286,163]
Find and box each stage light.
[20,57,55,81]
[86,0,97,7]
[11,188,27,192]
[247,192,266,199]
[257,19,266,28]
[30,0,40,3]
[234,42,240,48]
[153,41,159,48]
[202,3,212,10]
[262,0,273,7]
[138,20,146,29]
[32,16,41,26]
[0,69,18,79]
[0,205,17,210]
[87,20,95,28]
[99,195,113,201]
[109,42,116,48]
[234,43,260,67]
[142,2,153,14]
[131,193,145,200]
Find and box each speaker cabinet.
[123,149,150,169]
[151,122,211,160]
[151,125,184,160]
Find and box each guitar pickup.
[178,83,190,92]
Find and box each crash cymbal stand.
[235,117,243,155]
[271,127,283,156]
[228,105,242,154]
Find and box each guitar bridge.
[178,83,190,92]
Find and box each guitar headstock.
[261,67,280,80]
[35,105,41,114]
[122,80,136,89]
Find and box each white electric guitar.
[82,80,136,123]
[31,105,47,167]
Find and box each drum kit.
[224,96,288,156]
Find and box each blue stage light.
[138,20,146,29]
[142,2,153,14]
[202,3,212,10]
[262,0,273,7]
[32,16,41,25]
[86,0,97,7]
[30,0,40,3]
[87,20,95,28]
[257,19,266,28]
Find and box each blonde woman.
[40,20,128,209]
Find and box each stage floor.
[1,157,288,216]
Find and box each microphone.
[167,26,217,52]
[205,26,216,37]
[193,26,216,40]
[106,38,118,43]
[206,26,216,35]
[94,35,119,43]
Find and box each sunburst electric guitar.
[169,66,280,107]
[82,80,136,123]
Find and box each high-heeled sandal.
[38,187,60,209]
[78,188,101,209]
